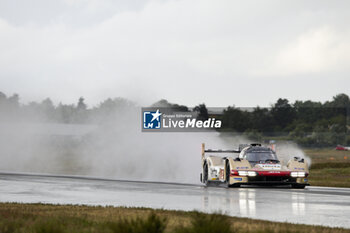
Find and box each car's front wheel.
[291,184,306,189]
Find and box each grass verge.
[304,148,350,187]
[0,203,349,233]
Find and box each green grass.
[308,166,350,187]
[304,148,350,164]
[304,148,350,187]
[0,203,349,233]
[310,162,350,169]
[173,212,232,233]
[106,213,166,233]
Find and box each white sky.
[0,0,349,107]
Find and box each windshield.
[245,151,278,163]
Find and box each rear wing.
[239,143,261,151]
[201,143,262,162]
[201,143,240,162]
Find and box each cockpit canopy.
[241,146,279,165]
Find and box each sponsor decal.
[234,178,243,181]
[236,166,249,169]
[258,164,281,170]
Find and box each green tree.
[193,104,209,121]
[41,98,56,121]
[8,94,19,108]
[251,107,274,133]
[271,98,295,131]
[77,97,87,110]
[152,99,188,111]
[222,106,250,132]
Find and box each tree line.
[214,94,349,146]
[0,92,134,124]
[153,94,350,146]
[0,91,349,146]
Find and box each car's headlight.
[237,171,256,177]
[291,172,305,177]
[238,171,248,176]
[248,171,257,177]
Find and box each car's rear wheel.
[203,163,210,186]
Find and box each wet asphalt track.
[0,172,349,229]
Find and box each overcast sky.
[0,0,349,107]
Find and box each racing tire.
[203,163,210,186]
[291,184,306,189]
[225,160,230,186]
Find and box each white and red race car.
[200,143,309,189]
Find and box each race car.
[336,145,350,151]
[200,143,309,189]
